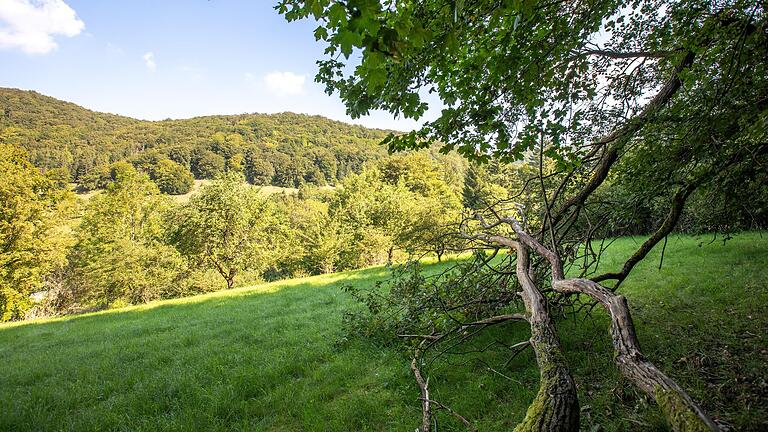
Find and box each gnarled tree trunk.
[513,241,579,431]
[506,219,719,431]
[554,278,719,432]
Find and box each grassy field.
[1,233,766,431]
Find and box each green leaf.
[328,2,347,27]
[337,30,362,58]
[314,26,328,41]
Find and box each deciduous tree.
[0,144,74,320]
[279,0,767,429]
[169,173,287,289]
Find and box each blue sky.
[0,0,439,130]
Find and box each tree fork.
[465,216,578,430]
[506,219,719,431]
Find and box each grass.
[1,233,766,431]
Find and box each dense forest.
[0,87,391,192]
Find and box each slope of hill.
[0,87,390,187]
[1,234,766,431]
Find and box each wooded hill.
[0,87,391,190]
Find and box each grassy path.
[1,233,766,431]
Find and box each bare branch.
[419,398,477,432]
[411,340,431,432]
[592,184,695,286]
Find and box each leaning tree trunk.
[512,241,579,431]
[508,221,719,431]
[553,279,719,431]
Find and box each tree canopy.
[278,0,767,430]
[0,143,73,320]
[278,0,765,163]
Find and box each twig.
[419,398,477,432]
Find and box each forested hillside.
[0,88,390,191]
[0,87,507,324]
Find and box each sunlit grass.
[1,233,766,431]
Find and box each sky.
[0,0,441,131]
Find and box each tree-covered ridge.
[0,87,392,189]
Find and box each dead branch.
[399,334,442,341]
[420,398,477,431]
[592,184,694,286]
[503,340,532,368]
[397,314,527,342]
[411,340,431,432]
[466,313,527,326]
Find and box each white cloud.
[263,71,306,96]
[0,0,84,54]
[143,51,156,72]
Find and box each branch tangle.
[503,219,720,431]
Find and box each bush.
[152,159,194,194]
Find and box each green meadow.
[1,233,766,431]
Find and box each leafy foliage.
[0,143,74,320]
[0,88,391,188]
[278,1,767,428]
[168,173,289,289]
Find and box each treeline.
[0,88,391,193]
[1,141,469,321]
[3,137,767,321]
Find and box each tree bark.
[553,278,719,432]
[505,219,719,431]
[465,218,579,430]
[512,241,579,431]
